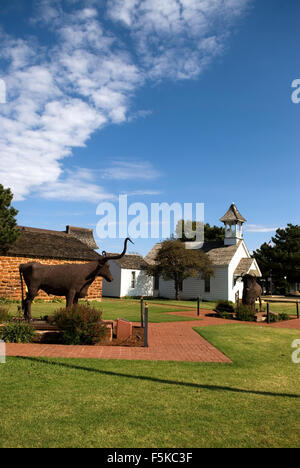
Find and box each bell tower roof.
[220,203,247,224]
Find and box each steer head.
[97,237,134,282]
[242,274,256,288]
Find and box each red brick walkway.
[5,311,299,362]
[5,316,231,363]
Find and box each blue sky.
[0,0,299,256]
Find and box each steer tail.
[19,265,25,311]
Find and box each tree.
[175,220,225,242]
[204,223,225,242]
[253,224,300,294]
[146,239,213,300]
[0,185,20,255]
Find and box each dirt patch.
[110,326,145,347]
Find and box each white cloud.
[107,0,250,79]
[0,0,251,201]
[245,224,278,233]
[36,168,115,203]
[102,161,161,180]
[123,190,162,197]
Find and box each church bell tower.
[220,203,247,246]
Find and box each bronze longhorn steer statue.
[242,274,262,312]
[19,238,133,321]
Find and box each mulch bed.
[110,326,145,347]
[28,320,145,347]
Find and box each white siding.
[120,269,153,297]
[158,266,229,301]
[102,260,121,297]
[227,241,251,302]
[158,278,176,299]
[157,241,257,302]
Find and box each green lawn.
[3,297,297,320]
[148,299,299,316]
[261,302,298,316]
[0,325,299,448]
[2,300,201,323]
[145,298,218,310]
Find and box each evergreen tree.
[253,224,300,294]
[0,185,20,254]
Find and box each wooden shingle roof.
[220,203,247,223]
[234,258,254,276]
[112,254,148,270]
[6,226,101,261]
[145,241,241,267]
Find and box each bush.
[268,313,278,323]
[278,312,290,321]
[0,297,19,305]
[218,312,235,320]
[0,307,11,323]
[50,304,106,345]
[236,304,256,322]
[214,300,235,315]
[0,322,36,343]
[268,312,290,323]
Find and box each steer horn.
[102,238,134,261]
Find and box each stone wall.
[0,256,102,302]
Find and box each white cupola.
[220,203,247,246]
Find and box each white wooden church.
[145,203,262,302]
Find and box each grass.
[0,325,299,448]
[144,298,219,310]
[3,297,298,320]
[2,299,201,323]
[260,302,298,316]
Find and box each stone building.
[0,225,102,301]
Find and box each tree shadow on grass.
[15,356,300,399]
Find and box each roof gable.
[234,257,261,277]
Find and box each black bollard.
[197,296,201,317]
[144,303,149,348]
[140,296,144,328]
[267,302,270,324]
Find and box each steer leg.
[66,289,76,309]
[73,295,79,305]
[24,290,38,322]
[258,295,262,313]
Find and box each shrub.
[218,312,235,320]
[214,300,235,315]
[268,313,278,323]
[0,297,19,305]
[278,312,290,321]
[268,312,290,323]
[50,304,106,345]
[0,307,11,323]
[0,322,36,343]
[236,304,256,322]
